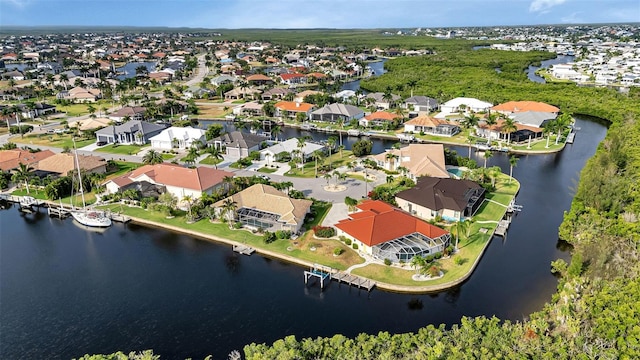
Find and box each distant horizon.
[1,0,639,29]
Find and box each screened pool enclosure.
[372,232,451,263]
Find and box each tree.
[410,255,426,275]
[508,156,519,183]
[501,117,517,144]
[142,150,164,165]
[206,146,224,169]
[311,150,325,178]
[344,196,358,212]
[220,198,237,227]
[462,113,480,129]
[352,139,373,157]
[296,137,307,165]
[555,113,572,145]
[543,120,556,148]
[59,73,68,91]
[407,79,417,97]
[158,192,177,217]
[12,163,32,194]
[453,220,470,250]
[483,150,493,168]
[270,125,282,142]
[183,194,195,222]
[466,134,475,159]
[205,124,224,140]
[326,136,337,170]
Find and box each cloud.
[529,0,567,13]
[0,0,30,8]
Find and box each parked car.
[96,141,107,146]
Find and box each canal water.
[526,55,575,83]
[0,116,606,359]
[115,62,158,80]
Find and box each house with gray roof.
[404,96,439,112]
[366,92,402,109]
[210,75,238,86]
[95,120,166,145]
[310,103,364,123]
[211,131,265,158]
[510,111,557,128]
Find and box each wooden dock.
[303,264,376,291]
[48,206,70,218]
[233,244,255,256]
[494,219,511,237]
[566,132,576,144]
[333,272,376,291]
[109,213,131,223]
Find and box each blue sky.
[1,0,639,28]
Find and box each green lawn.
[12,188,97,206]
[199,155,222,165]
[15,133,95,149]
[285,151,356,178]
[161,153,176,160]
[105,161,140,178]
[510,137,565,152]
[257,166,277,173]
[96,144,149,155]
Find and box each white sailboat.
[70,139,112,228]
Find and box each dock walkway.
[304,263,376,291]
[233,244,255,255]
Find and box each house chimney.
[295,100,300,108]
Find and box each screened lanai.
[372,232,451,263]
[237,207,281,230]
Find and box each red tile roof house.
[335,200,451,263]
[0,149,55,172]
[274,101,314,120]
[359,111,401,128]
[104,163,234,203]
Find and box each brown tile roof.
[372,144,449,178]
[36,153,106,176]
[364,111,401,121]
[335,200,448,247]
[0,149,55,171]
[404,115,450,128]
[491,101,559,113]
[477,118,543,133]
[213,184,312,226]
[246,74,272,82]
[128,163,233,191]
[395,177,485,212]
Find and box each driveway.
[185,53,209,87]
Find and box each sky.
[0,0,639,29]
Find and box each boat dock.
[304,264,376,291]
[0,194,45,213]
[347,129,361,137]
[566,132,576,144]
[494,218,511,237]
[232,244,255,255]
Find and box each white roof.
[261,138,324,156]
[442,97,493,109]
[149,126,205,142]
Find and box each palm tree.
[336,118,345,147]
[183,194,195,221]
[270,125,282,142]
[501,117,517,144]
[462,113,480,130]
[453,220,470,250]
[296,137,307,165]
[466,134,475,159]
[410,255,426,275]
[59,73,68,91]
[326,136,336,170]
[508,156,519,183]
[323,173,332,186]
[143,150,164,165]
[385,152,398,170]
[206,146,224,169]
[185,146,200,165]
[483,150,493,168]
[407,79,417,98]
[220,198,237,227]
[12,163,32,194]
[543,120,556,148]
[554,113,572,145]
[311,150,325,178]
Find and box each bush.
[344,238,352,245]
[425,255,435,263]
[384,258,392,266]
[263,231,276,244]
[352,243,359,250]
[454,256,465,266]
[275,230,292,240]
[333,248,344,256]
[428,265,441,277]
[313,226,336,238]
[352,139,373,157]
[233,221,243,229]
[434,252,443,259]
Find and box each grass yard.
[511,137,565,152]
[14,133,95,149]
[285,151,356,178]
[12,188,97,206]
[199,155,223,166]
[105,161,140,179]
[161,153,176,160]
[194,104,228,119]
[257,166,278,173]
[96,144,149,155]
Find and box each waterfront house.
[310,103,364,123]
[403,115,460,136]
[335,200,451,263]
[475,118,544,142]
[246,74,274,86]
[440,97,493,115]
[359,111,401,128]
[149,126,206,150]
[404,96,439,112]
[280,73,307,86]
[213,183,312,233]
[0,149,55,172]
[36,153,107,177]
[395,177,486,222]
[260,138,324,164]
[232,101,265,117]
[223,87,262,101]
[261,88,292,101]
[365,92,402,109]
[104,163,233,202]
[491,101,559,116]
[211,131,265,158]
[274,101,314,120]
[95,120,166,145]
[370,144,450,179]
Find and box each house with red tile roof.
[274,101,314,120]
[280,73,307,85]
[0,149,55,172]
[360,111,401,128]
[491,101,559,115]
[104,163,233,202]
[335,200,450,263]
[246,74,274,86]
[403,115,461,137]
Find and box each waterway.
[0,116,606,359]
[115,61,158,80]
[526,55,575,83]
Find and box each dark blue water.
[0,116,606,360]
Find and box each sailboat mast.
[72,138,87,208]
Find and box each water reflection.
[407,298,423,310]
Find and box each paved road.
[185,53,209,87]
